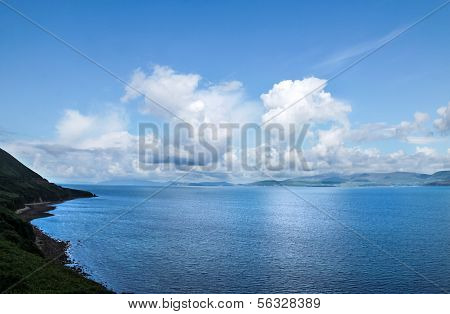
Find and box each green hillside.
[0,148,109,293]
[0,148,95,210]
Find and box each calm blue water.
[32,185,450,293]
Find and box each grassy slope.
[0,148,95,210]
[0,148,109,293]
[0,224,107,293]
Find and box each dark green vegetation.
[0,148,95,209]
[250,171,450,187]
[0,148,109,293]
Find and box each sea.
[32,185,450,293]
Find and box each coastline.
[16,202,58,222]
[17,201,72,265]
[0,148,110,292]
[17,201,73,265]
[16,198,107,289]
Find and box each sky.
[0,0,449,183]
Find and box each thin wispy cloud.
[317,26,408,68]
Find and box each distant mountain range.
[99,171,450,187]
[183,181,234,187]
[249,171,450,187]
[98,179,233,187]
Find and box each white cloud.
[311,127,347,157]
[56,108,130,149]
[3,106,144,182]
[414,112,429,124]
[3,65,449,183]
[415,146,437,157]
[122,65,261,126]
[348,111,433,144]
[261,78,351,127]
[434,102,450,134]
[56,110,95,142]
[405,136,437,145]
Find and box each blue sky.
[0,0,449,182]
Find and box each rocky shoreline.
[17,202,70,263]
[0,148,109,292]
[32,225,70,265]
[16,200,107,288]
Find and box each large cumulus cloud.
[2,65,449,182]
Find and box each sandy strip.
[16,202,60,222]
[15,201,51,215]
